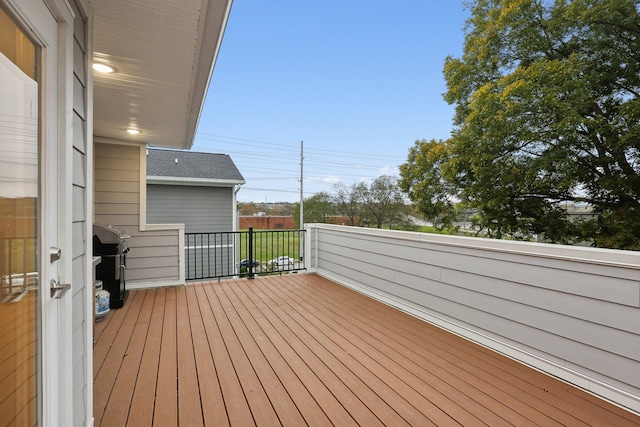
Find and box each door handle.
[50,279,71,299]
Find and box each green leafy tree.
[238,202,257,216]
[292,193,337,227]
[332,182,367,226]
[362,175,407,229]
[400,0,640,249]
[302,192,336,224]
[399,139,460,231]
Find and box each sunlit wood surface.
[94,274,640,426]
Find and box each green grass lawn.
[238,229,302,264]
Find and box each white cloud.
[306,175,341,184]
[378,165,400,176]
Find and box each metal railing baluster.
[184,229,305,280]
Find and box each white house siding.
[94,143,181,287]
[70,1,92,425]
[306,224,640,414]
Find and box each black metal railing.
[185,227,305,280]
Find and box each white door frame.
[2,0,75,425]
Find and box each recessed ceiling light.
[126,128,141,135]
[93,63,115,73]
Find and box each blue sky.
[193,1,469,203]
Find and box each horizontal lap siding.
[309,224,640,410]
[127,229,180,282]
[94,144,140,231]
[147,185,235,280]
[94,143,180,284]
[147,184,233,233]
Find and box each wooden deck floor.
[93,274,640,426]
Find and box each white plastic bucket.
[95,280,110,320]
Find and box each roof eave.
[182,0,234,149]
[90,0,234,149]
[148,176,245,187]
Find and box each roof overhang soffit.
[90,0,233,149]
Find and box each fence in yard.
[184,227,305,280]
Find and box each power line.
[194,132,406,162]
[192,132,407,201]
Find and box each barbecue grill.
[93,224,130,308]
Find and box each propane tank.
[95,280,110,320]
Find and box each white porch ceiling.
[90,0,232,149]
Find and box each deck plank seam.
[259,275,476,426]
[253,276,422,426]
[307,275,612,425]
[232,279,364,426]
[286,275,559,426]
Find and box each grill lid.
[93,224,130,258]
[93,224,130,244]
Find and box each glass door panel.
[0,7,39,426]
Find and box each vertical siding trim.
[179,227,185,283]
[139,144,148,230]
[82,3,94,426]
[59,3,76,424]
[67,0,93,425]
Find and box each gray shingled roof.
[147,148,245,183]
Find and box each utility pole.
[299,140,304,261]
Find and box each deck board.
[227,284,357,426]
[250,276,444,426]
[94,290,145,423]
[94,274,640,426]
[99,289,154,427]
[259,276,501,426]
[185,285,228,427]
[283,275,556,425]
[218,281,335,426]
[154,287,178,426]
[204,281,282,426]
[233,277,399,427]
[305,275,605,425]
[212,281,310,426]
[127,289,164,427]
[310,278,609,425]
[176,286,204,427]
[194,284,255,426]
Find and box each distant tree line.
[295,175,416,231]
[238,175,417,231]
[238,201,295,217]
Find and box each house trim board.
[127,279,183,290]
[147,176,244,187]
[139,144,148,229]
[83,3,95,424]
